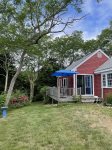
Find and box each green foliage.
[105,93,112,105]
[0,93,7,107]
[9,90,30,108]
[38,58,60,86]
[40,86,49,104]
[83,39,99,54]
[50,31,84,66]
[40,86,48,95]
[72,95,81,103]
[11,90,26,98]
[33,58,60,101]
[97,21,112,56]
[0,53,15,92]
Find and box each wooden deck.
[47,87,101,103]
[47,87,80,102]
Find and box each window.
[85,76,90,88]
[63,78,68,88]
[107,73,112,87]
[102,73,112,88]
[103,74,106,87]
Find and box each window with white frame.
[102,73,112,88]
[63,78,68,88]
[102,74,106,87]
[107,73,112,87]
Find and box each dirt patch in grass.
[84,110,112,132]
[90,116,112,132]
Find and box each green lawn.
[0,103,112,150]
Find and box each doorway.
[77,75,93,95]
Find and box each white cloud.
[82,0,94,14]
[52,0,112,40]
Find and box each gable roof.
[66,49,109,71]
[95,58,112,73]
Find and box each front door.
[77,75,93,95]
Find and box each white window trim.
[101,72,112,88]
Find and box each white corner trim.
[101,74,104,98]
[93,74,95,96]
[72,49,109,71]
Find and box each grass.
[0,103,112,150]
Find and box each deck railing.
[47,87,81,98]
[60,88,75,97]
[47,87,59,98]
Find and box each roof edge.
[94,68,112,74]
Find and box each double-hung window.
[102,73,112,88]
[107,73,112,87]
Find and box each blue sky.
[54,0,112,40]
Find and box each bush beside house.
[104,93,112,106]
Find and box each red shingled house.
[59,49,110,99]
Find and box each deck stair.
[81,96,100,103]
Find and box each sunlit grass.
[0,103,112,150]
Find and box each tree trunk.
[4,70,8,93]
[5,51,26,106]
[30,81,34,102]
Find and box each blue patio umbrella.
[51,70,78,77]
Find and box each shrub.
[9,90,30,108]
[105,93,112,106]
[72,95,81,103]
[40,86,49,104]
